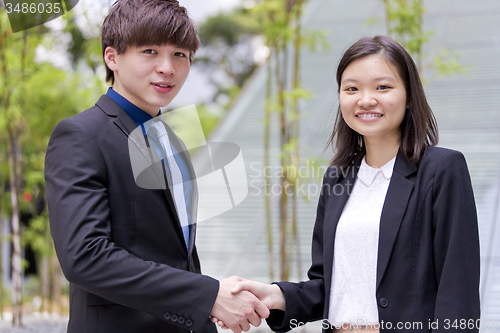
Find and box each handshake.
[210,276,286,333]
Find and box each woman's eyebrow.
[373,76,396,82]
[341,78,358,85]
[341,76,396,85]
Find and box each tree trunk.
[264,51,274,281]
[290,0,304,280]
[0,217,4,320]
[383,0,391,36]
[41,256,49,312]
[275,49,290,281]
[51,256,62,314]
[7,127,23,327]
[0,169,6,320]
[416,0,423,71]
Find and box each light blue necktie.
[150,120,190,248]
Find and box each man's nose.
[157,56,175,76]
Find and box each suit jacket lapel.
[376,149,417,288]
[95,95,187,250]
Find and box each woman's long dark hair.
[327,36,438,167]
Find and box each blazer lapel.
[376,150,417,288]
[95,95,186,248]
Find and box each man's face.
[105,44,191,116]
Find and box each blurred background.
[0,0,499,332]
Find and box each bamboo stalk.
[290,0,304,280]
[264,50,274,281]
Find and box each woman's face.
[339,53,407,144]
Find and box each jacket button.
[186,319,193,327]
[379,297,389,308]
[163,312,171,320]
[171,314,178,322]
[178,317,185,324]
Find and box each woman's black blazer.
[267,146,480,332]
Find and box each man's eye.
[175,52,187,57]
[144,49,157,54]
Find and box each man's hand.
[231,280,285,311]
[212,279,286,330]
[210,276,270,333]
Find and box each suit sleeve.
[266,169,332,332]
[431,150,480,332]
[45,118,219,332]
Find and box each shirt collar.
[357,155,396,186]
[106,87,159,127]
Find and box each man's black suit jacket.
[266,147,480,332]
[45,95,219,333]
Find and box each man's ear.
[104,46,118,72]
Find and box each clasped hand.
[210,276,285,333]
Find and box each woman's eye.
[377,85,390,90]
[346,87,357,92]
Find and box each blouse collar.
[357,155,396,187]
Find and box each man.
[44,1,268,332]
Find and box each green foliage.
[379,0,466,78]
[62,10,102,72]
[82,37,103,73]
[386,0,430,56]
[284,88,314,104]
[165,103,221,151]
[23,212,53,259]
[298,157,329,202]
[199,10,261,47]
[302,28,330,53]
[196,8,262,105]
[0,6,100,280]
[64,15,86,68]
[251,0,292,48]
[196,103,221,138]
[434,46,470,78]
[195,1,328,113]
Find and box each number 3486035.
[5,2,62,14]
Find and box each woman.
[219,36,480,333]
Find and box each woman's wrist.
[271,284,286,311]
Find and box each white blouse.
[328,156,396,327]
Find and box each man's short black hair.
[101,0,200,84]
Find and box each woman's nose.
[357,92,377,109]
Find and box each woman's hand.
[231,280,286,311]
[211,279,286,330]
